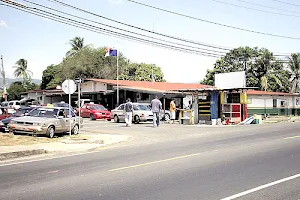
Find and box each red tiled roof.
[86,78,213,91]
[246,90,299,96]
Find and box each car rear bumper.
[140,116,153,122]
[94,115,111,120]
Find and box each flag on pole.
[105,48,118,57]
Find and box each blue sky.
[1,0,300,83]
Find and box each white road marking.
[220,173,300,200]
[283,135,300,140]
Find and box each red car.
[76,104,111,121]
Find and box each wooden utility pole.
[0,55,7,101]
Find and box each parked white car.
[111,103,153,123]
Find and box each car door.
[63,108,74,132]
[57,109,67,133]
[80,105,88,117]
[117,104,125,122]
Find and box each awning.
[112,85,183,94]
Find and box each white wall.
[21,92,44,103]
[248,95,295,108]
[81,81,107,92]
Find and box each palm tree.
[258,51,282,91]
[287,53,300,93]
[66,37,84,57]
[13,59,32,82]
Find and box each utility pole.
[0,55,7,101]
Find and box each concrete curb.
[0,134,131,161]
[0,149,48,161]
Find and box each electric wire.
[1,1,223,58]
[125,0,300,40]
[20,0,228,54]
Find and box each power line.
[45,0,231,51]
[210,0,300,18]
[1,1,224,58]
[235,0,300,14]
[20,0,228,55]
[270,0,300,7]
[1,0,294,58]
[125,0,300,40]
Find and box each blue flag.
[105,48,118,57]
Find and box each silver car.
[111,103,153,123]
[8,107,83,138]
[140,103,171,121]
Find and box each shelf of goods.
[199,100,211,123]
[222,103,241,123]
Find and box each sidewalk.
[0,133,131,161]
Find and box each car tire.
[164,113,170,121]
[114,115,119,123]
[46,126,55,138]
[72,124,79,135]
[134,115,140,124]
[107,119,112,121]
[90,114,96,121]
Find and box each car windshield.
[135,104,150,110]
[13,109,30,117]
[91,105,106,110]
[28,108,58,118]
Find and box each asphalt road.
[1,122,300,200]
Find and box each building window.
[273,99,277,108]
[227,93,240,103]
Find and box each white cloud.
[108,0,125,5]
[0,20,7,27]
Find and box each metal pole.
[163,94,166,121]
[0,55,6,101]
[78,79,81,133]
[68,79,71,137]
[117,53,119,105]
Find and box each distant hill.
[0,78,41,88]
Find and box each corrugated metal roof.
[86,78,213,91]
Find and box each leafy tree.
[287,53,300,93]
[60,46,129,80]
[201,47,290,92]
[66,37,84,57]
[41,41,166,89]
[119,63,165,82]
[13,59,32,82]
[7,81,26,100]
[41,64,63,89]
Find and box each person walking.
[170,98,176,124]
[124,98,133,127]
[151,95,162,127]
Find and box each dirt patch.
[0,133,92,146]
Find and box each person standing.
[170,98,176,124]
[151,95,162,127]
[124,98,133,127]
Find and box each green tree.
[13,59,32,82]
[41,64,63,89]
[66,37,84,57]
[287,53,300,93]
[7,81,26,100]
[119,63,165,82]
[201,47,289,92]
[60,46,129,80]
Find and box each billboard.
[215,71,246,89]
